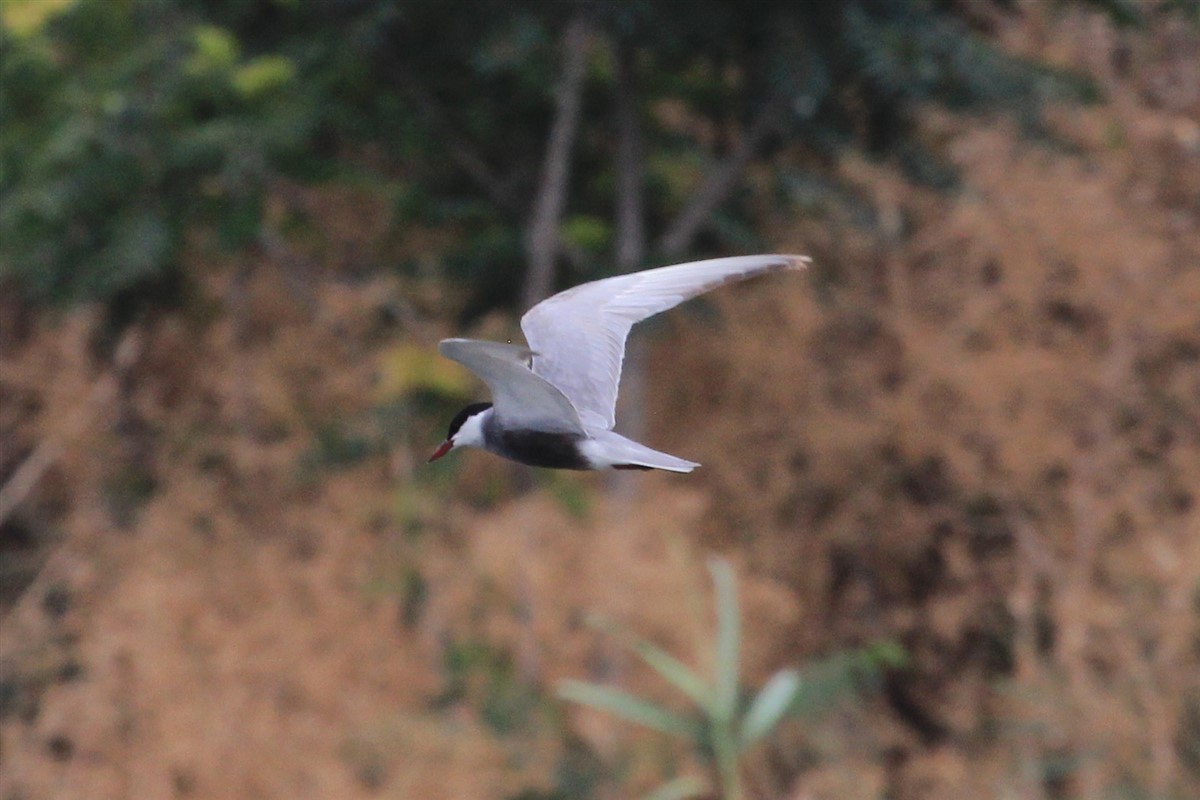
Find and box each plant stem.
[712,722,742,800]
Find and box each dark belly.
[495,428,590,470]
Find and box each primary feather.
[520,254,809,430]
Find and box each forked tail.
[580,430,701,473]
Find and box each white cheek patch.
[453,411,488,448]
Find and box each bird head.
[428,402,493,462]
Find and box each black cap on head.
[447,402,493,439]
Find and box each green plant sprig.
[557,557,802,800]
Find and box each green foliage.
[0,0,315,304]
[561,214,612,254]
[561,561,806,800]
[537,472,593,519]
[436,637,547,736]
[378,343,477,399]
[296,422,376,478]
[642,776,711,800]
[2,0,1102,309]
[557,557,897,800]
[787,640,908,719]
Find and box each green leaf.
[642,775,710,800]
[709,557,740,723]
[2,0,76,36]
[190,25,239,72]
[560,214,610,252]
[788,641,907,718]
[557,680,700,741]
[629,638,712,711]
[586,614,712,709]
[233,56,296,98]
[739,668,801,748]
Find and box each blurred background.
[2,1,1199,798]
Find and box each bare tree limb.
[522,15,592,310]
[658,98,787,258]
[613,37,645,273]
[0,333,140,527]
[610,36,648,502]
[0,432,76,529]
[394,71,520,214]
[393,59,595,277]
[514,16,593,686]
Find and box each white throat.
[452,407,490,449]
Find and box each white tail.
[580,431,701,473]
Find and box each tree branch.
[394,71,520,214]
[613,37,645,272]
[522,15,592,310]
[657,97,787,258]
[610,35,648,501]
[0,333,140,527]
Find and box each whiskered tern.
[429,254,809,472]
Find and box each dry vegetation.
[3,9,1200,800]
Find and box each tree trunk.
[522,16,592,310]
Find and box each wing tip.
[779,254,812,271]
[653,457,702,474]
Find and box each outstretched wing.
[520,254,809,430]
[438,339,585,433]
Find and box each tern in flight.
[429,254,809,472]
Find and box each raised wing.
[520,254,809,430]
[438,338,585,433]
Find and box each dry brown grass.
[649,9,1200,797]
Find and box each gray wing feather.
[520,254,809,430]
[438,338,585,433]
